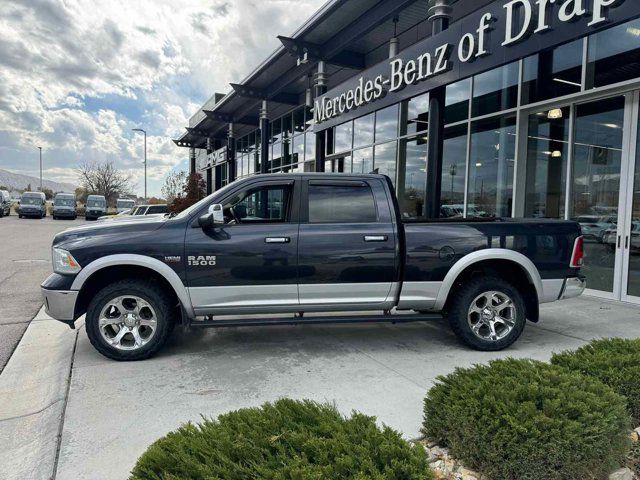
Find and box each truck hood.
[53,215,169,247]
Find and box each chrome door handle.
[364,235,388,242]
[265,237,290,244]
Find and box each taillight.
[570,236,584,268]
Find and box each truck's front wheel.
[86,280,175,361]
[448,276,526,351]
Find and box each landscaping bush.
[130,399,432,480]
[422,358,631,480]
[552,338,640,426]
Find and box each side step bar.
[189,312,444,328]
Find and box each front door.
[185,179,300,314]
[297,178,398,309]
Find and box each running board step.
[189,312,444,328]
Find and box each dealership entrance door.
[523,91,640,304]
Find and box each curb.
[0,307,78,480]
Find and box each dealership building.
[175,0,640,304]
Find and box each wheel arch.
[71,255,193,319]
[435,249,543,320]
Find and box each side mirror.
[197,204,224,229]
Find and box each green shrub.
[552,338,640,426]
[422,358,631,480]
[628,440,640,477]
[130,399,432,480]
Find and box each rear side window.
[308,184,377,223]
[147,205,168,214]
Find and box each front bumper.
[54,210,76,217]
[41,288,78,322]
[560,276,586,300]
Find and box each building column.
[227,123,236,182]
[425,0,451,219]
[189,147,196,175]
[314,61,328,172]
[260,100,270,174]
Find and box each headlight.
[52,248,82,274]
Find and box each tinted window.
[308,184,377,223]
[225,184,292,223]
[147,205,168,214]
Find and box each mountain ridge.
[0,168,77,193]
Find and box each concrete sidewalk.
[1,297,638,480]
[53,296,639,480]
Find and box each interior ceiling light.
[603,123,621,129]
[552,150,562,158]
[547,108,563,119]
[553,77,582,87]
[627,27,640,37]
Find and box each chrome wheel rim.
[467,291,516,341]
[98,295,157,350]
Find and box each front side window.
[308,184,377,223]
[224,184,292,224]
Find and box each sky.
[0,0,325,198]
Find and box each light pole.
[37,146,42,191]
[132,129,147,201]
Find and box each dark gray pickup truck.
[42,173,585,361]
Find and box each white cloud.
[0,0,325,196]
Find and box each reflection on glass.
[468,115,516,218]
[472,62,519,117]
[525,108,569,218]
[587,18,640,89]
[522,40,583,104]
[271,118,282,143]
[271,142,282,171]
[352,147,374,174]
[374,141,397,186]
[571,96,624,293]
[441,124,468,217]
[292,134,304,165]
[305,132,315,163]
[334,121,353,154]
[399,137,427,218]
[293,107,305,134]
[445,78,471,124]
[325,157,349,173]
[406,93,429,136]
[353,113,374,148]
[628,118,640,297]
[375,105,399,143]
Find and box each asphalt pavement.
[0,213,85,371]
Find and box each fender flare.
[433,249,543,311]
[71,254,194,317]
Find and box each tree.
[169,172,206,214]
[42,187,54,200]
[162,171,187,204]
[77,161,133,207]
[75,186,89,204]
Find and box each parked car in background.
[116,198,136,213]
[0,190,11,217]
[131,204,168,216]
[576,215,617,242]
[85,195,107,220]
[97,205,168,222]
[52,193,77,220]
[603,221,640,252]
[18,191,47,218]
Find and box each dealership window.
[375,104,399,142]
[353,113,374,148]
[374,141,397,186]
[472,61,519,117]
[398,136,428,219]
[521,40,583,105]
[334,121,353,154]
[440,124,468,218]
[405,93,429,136]
[468,115,516,218]
[271,117,282,143]
[352,147,374,175]
[445,78,471,125]
[308,184,377,223]
[587,18,640,89]
[524,108,570,219]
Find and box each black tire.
[86,280,176,361]
[18,214,22,219]
[448,276,526,351]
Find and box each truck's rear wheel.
[86,280,175,361]
[448,276,526,351]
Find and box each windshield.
[174,183,236,220]
[117,200,135,208]
[87,199,106,208]
[21,197,41,205]
[55,198,75,207]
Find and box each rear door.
[185,179,300,314]
[297,178,399,309]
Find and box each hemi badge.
[164,256,181,263]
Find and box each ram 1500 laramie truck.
[41,174,585,361]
